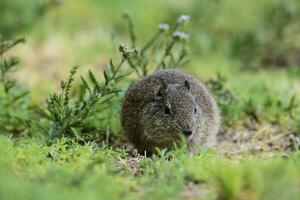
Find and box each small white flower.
[172,31,189,40]
[158,23,170,31]
[177,14,190,24]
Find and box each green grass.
[1,136,300,200]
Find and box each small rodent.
[121,69,220,154]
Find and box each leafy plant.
[36,48,134,141]
[0,37,25,92]
[206,73,242,126]
[0,36,32,136]
[122,14,190,77]
[206,73,300,128]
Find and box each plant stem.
[123,14,137,48]
[141,31,162,55]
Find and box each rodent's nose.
[182,130,193,137]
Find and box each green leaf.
[88,70,100,91]
[80,76,92,94]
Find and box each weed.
[123,14,190,77]
[0,37,33,136]
[206,73,242,126]
[36,47,135,141]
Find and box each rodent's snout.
[182,129,193,137]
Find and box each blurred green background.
[2,0,299,97]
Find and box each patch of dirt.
[216,122,300,155]
[181,181,214,200]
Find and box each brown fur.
[121,69,220,154]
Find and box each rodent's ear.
[157,79,168,98]
[184,80,190,91]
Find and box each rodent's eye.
[157,90,162,97]
[164,106,171,115]
[194,108,197,114]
